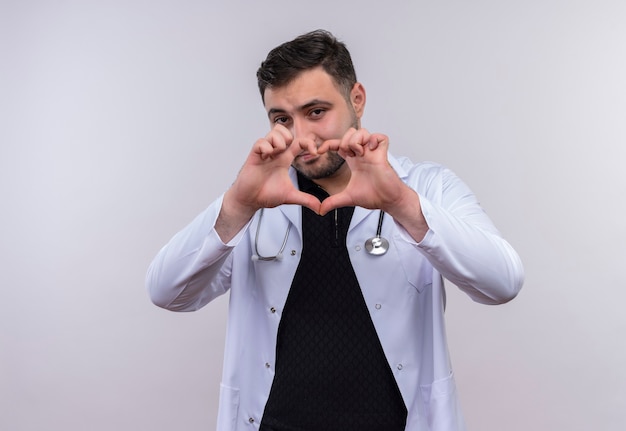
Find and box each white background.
[1,1,625,430]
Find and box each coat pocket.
[392,236,432,294]
[216,384,240,431]
[420,372,466,430]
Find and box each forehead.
[263,67,344,110]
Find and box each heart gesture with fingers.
[218,66,428,243]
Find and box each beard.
[292,110,357,180]
[292,151,346,180]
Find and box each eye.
[273,116,290,125]
[309,108,326,119]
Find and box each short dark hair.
[256,29,357,102]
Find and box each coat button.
[248,417,255,423]
[375,304,382,310]
[270,307,276,313]
[397,364,403,370]
[290,250,297,256]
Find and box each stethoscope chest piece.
[365,236,389,256]
[364,210,389,256]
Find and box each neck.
[312,162,351,196]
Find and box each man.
[147,29,524,431]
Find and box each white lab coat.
[147,154,524,431]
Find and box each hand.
[227,124,322,215]
[316,128,415,217]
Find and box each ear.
[350,83,366,120]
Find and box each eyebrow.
[267,99,333,118]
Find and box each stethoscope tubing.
[251,208,388,261]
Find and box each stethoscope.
[252,208,389,261]
[364,210,389,256]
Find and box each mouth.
[296,152,317,163]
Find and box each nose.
[292,119,312,141]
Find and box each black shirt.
[260,174,407,431]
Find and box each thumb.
[285,190,323,215]
[319,192,353,216]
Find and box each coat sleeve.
[145,194,249,311]
[403,162,524,304]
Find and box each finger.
[265,126,292,152]
[284,190,323,215]
[318,193,354,216]
[290,136,318,158]
[318,127,360,154]
[367,133,389,151]
[345,128,372,156]
[317,138,341,154]
[253,138,277,160]
[254,126,294,160]
[271,124,294,143]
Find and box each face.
[263,67,365,181]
